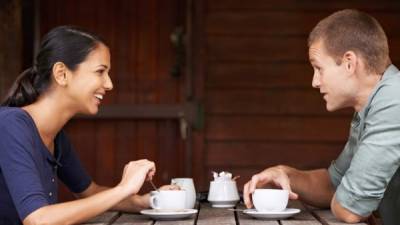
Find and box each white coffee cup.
[171,178,196,209]
[252,189,289,211]
[149,190,186,210]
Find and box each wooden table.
[82,201,374,225]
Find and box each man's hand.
[243,166,299,209]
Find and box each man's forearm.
[282,166,335,208]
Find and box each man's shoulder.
[373,71,400,99]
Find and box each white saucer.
[208,200,239,208]
[243,208,301,219]
[140,209,198,220]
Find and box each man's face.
[309,40,355,112]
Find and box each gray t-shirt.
[328,64,400,216]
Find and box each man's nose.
[312,72,320,88]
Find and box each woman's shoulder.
[0,106,32,127]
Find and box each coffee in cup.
[252,189,289,211]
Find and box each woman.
[0,26,166,224]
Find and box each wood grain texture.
[0,0,22,98]
[313,210,368,225]
[154,215,196,225]
[196,204,236,225]
[207,0,400,11]
[112,213,153,225]
[206,142,343,167]
[206,89,352,116]
[206,11,400,37]
[206,116,351,142]
[206,63,314,89]
[207,37,400,62]
[81,211,120,225]
[236,204,280,225]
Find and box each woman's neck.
[22,93,76,150]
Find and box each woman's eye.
[96,70,104,74]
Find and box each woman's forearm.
[83,184,150,213]
[111,193,150,212]
[23,186,128,225]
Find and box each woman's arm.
[76,182,150,212]
[77,182,180,213]
[23,159,155,225]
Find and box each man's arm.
[286,166,369,223]
[331,194,367,223]
[283,166,335,208]
[243,165,335,209]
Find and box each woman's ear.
[52,62,68,86]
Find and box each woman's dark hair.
[1,26,105,107]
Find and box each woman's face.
[66,43,113,115]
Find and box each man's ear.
[342,51,357,74]
[52,62,68,86]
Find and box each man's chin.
[326,103,348,112]
[326,103,338,112]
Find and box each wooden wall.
[0,0,22,99]
[198,0,400,190]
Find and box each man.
[243,9,400,223]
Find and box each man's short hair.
[308,9,391,74]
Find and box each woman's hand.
[118,159,156,196]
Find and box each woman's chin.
[80,106,99,115]
[89,107,99,115]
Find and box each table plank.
[237,201,322,225]
[153,209,197,225]
[313,210,368,225]
[238,212,279,225]
[281,201,322,225]
[197,204,236,225]
[235,204,278,225]
[81,211,120,225]
[112,213,153,225]
[155,219,196,225]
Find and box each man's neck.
[353,73,383,112]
